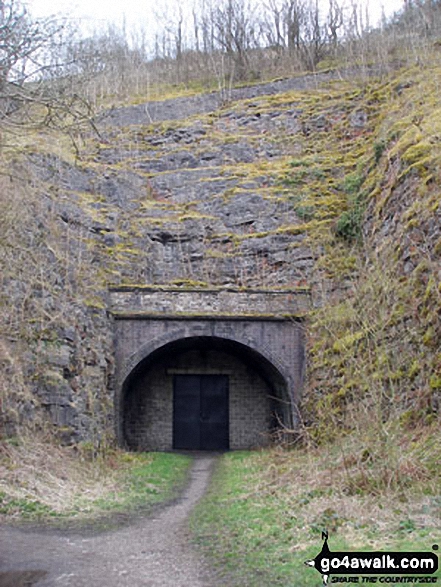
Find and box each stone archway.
[110,287,308,450]
[120,335,292,451]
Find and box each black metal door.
[173,375,229,450]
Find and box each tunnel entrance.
[173,374,229,450]
[110,286,308,451]
[121,335,292,451]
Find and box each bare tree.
[212,0,259,80]
[327,0,344,49]
[193,7,201,53]
[0,0,95,145]
[262,0,287,53]
[284,0,305,55]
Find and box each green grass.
[191,450,441,587]
[191,451,316,586]
[75,452,192,517]
[0,493,54,518]
[0,450,192,525]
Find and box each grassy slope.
[0,438,191,525]
[305,63,441,442]
[192,450,440,586]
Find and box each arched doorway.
[120,336,292,451]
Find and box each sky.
[26,0,406,45]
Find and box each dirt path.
[0,455,217,587]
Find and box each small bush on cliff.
[334,206,363,241]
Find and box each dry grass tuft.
[242,424,441,541]
[0,435,137,517]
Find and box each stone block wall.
[124,349,271,450]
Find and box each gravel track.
[0,455,217,587]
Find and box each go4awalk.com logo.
[305,532,439,586]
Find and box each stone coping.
[111,313,302,321]
[109,287,311,318]
[108,285,310,293]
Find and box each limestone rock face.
[3,67,409,443]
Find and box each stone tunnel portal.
[121,336,293,451]
[110,287,309,452]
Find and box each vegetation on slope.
[0,436,191,525]
[192,450,441,586]
[305,63,441,443]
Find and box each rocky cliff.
[1,63,439,444]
